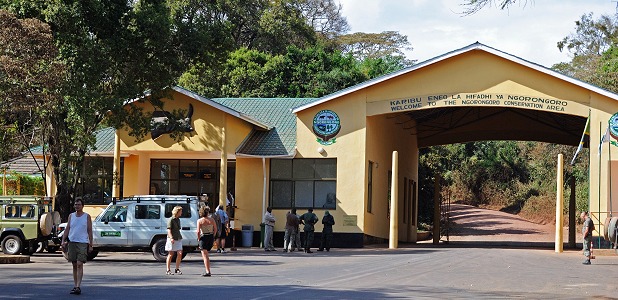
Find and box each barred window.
[270,158,336,209]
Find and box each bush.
[0,173,45,195]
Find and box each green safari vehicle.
[0,196,61,255]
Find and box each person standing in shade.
[580,211,595,265]
[166,206,184,275]
[215,205,229,253]
[197,206,217,276]
[284,208,300,252]
[62,198,93,295]
[299,208,318,253]
[263,207,276,251]
[318,210,335,252]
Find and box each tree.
[297,0,350,40]
[459,0,526,15]
[1,1,205,219]
[0,9,64,178]
[553,13,618,92]
[336,31,413,63]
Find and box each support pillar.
[112,132,121,198]
[433,174,441,245]
[389,151,399,249]
[569,176,576,249]
[555,154,564,253]
[219,116,228,209]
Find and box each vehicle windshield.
[99,205,128,222]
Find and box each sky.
[338,0,616,67]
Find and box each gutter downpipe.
[235,150,297,220]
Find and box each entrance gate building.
[108,43,618,247]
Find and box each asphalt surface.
[1,245,617,300]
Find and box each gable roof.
[212,98,315,157]
[292,42,618,113]
[172,87,271,130]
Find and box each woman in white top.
[197,206,217,276]
[61,198,93,295]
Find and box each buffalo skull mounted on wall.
[150,104,194,140]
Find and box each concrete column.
[45,162,56,197]
[555,154,564,253]
[389,151,399,249]
[433,174,441,245]
[569,176,576,249]
[219,116,228,209]
[112,132,121,198]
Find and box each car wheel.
[2,235,23,255]
[152,238,168,262]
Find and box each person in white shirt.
[263,207,276,251]
[61,198,93,295]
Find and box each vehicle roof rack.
[111,195,197,205]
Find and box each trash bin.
[241,224,254,247]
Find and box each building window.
[367,161,373,213]
[270,158,336,209]
[76,157,123,204]
[150,159,236,208]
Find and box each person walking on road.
[215,205,229,253]
[61,198,93,295]
[580,211,595,265]
[197,206,217,276]
[166,206,184,275]
[263,207,276,251]
[299,208,318,253]
[318,210,335,252]
[284,208,300,252]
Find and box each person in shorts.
[166,206,184,275]
[197,206,217,276]
[61,198,93,295]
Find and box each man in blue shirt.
[215,205,229,253]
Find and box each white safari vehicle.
[86,195,202,262]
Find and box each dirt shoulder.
[445,203,571,243]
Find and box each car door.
[131,204,164,245]
[164,203,197,246]
[93,205,129,246]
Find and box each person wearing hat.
[318,210,335,252]
[299,208,318,253]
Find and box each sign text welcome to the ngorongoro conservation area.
[380,93,569,114]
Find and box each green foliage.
[182,44,405,98]
[0,173,45,195]
[418,141,589,224]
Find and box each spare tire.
[52,211,61,226]
[39,212,53,236]
[604,217,611,241]
[608,217,618,244]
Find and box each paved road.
[2,245,617,300]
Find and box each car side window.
[164,204,191,218]
[135,205,160,220]
[100,205,128,222]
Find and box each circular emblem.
[610,112,618,139]
[312,110,341,145]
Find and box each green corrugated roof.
[212,98,316,156]
[27,127,116,155]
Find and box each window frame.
[269,158,337,209]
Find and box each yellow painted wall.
[117,90,253,197]
[296,91,367,235]
[365,115,418,241]
[233,157,269,230]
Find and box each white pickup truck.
[78,195,203,262]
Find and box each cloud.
[338,0,615,67]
